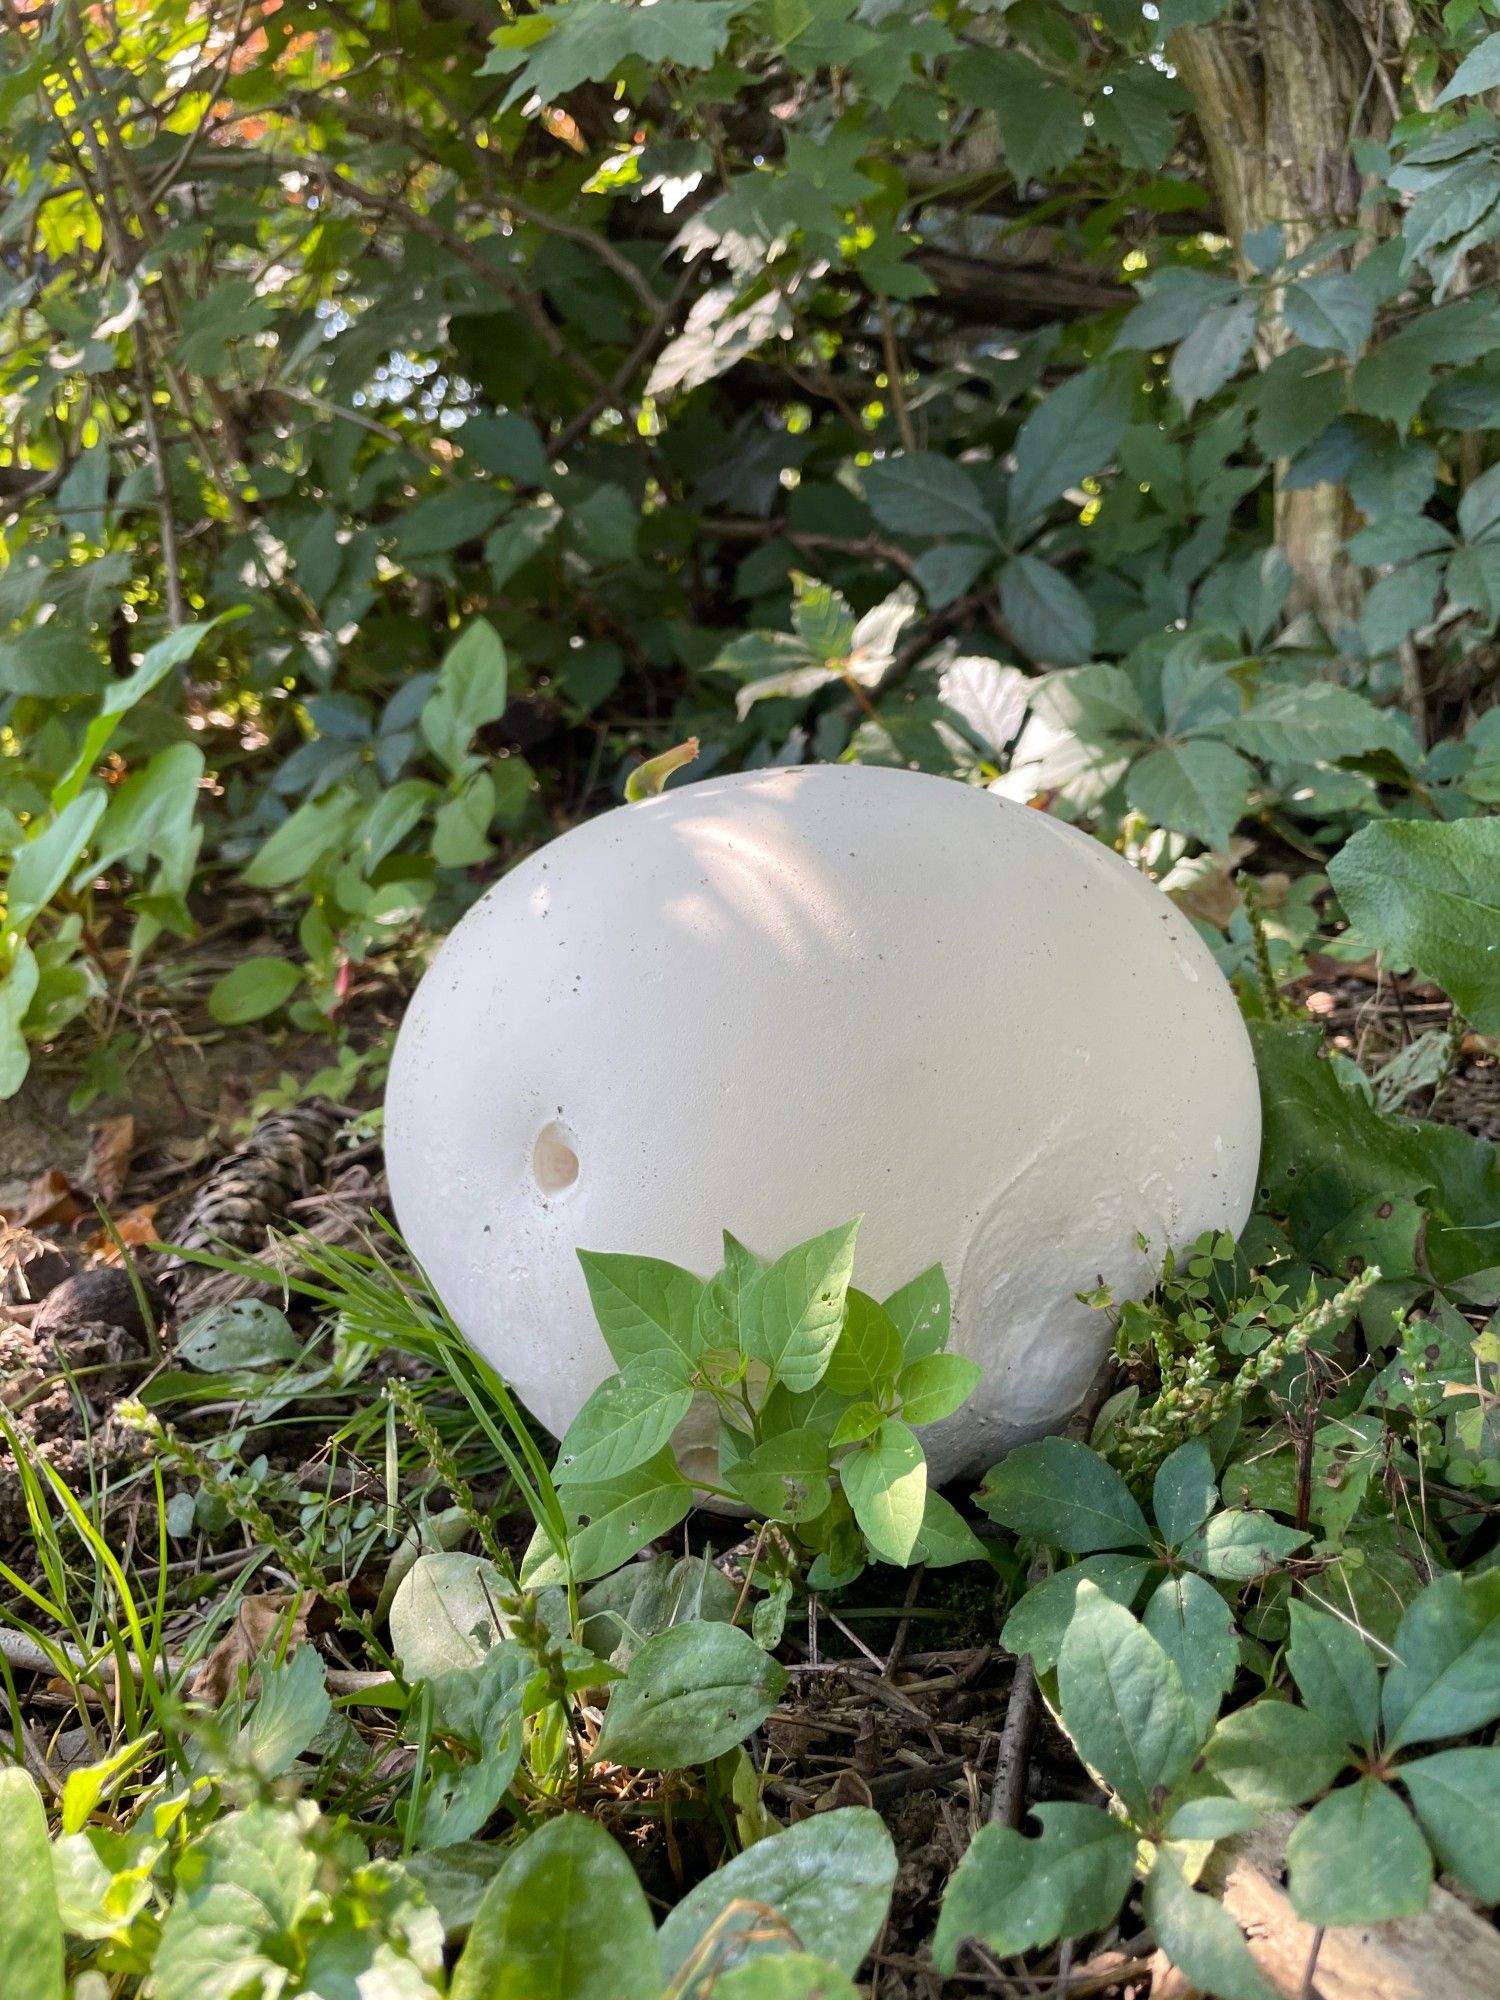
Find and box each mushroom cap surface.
[385,764,1260,1481]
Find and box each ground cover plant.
[4,0,1500,1993]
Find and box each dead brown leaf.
[20,1170,88,1229]
[190,1590,317,1706]
[81,1205,159,1260]
[84,1115,136,1205]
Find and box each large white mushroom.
[385,764,1260,1484]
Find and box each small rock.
[32,1265,169,1349]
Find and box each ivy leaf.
[451,1815,658,2000]
[553,1365,696,1485]
[948,49,1084,184]
[841,1419,927,1564]
[1142,1571,1238,1739]
[979,1437,1151,1554]
[657,1809,896,1981]
[1056,1585,1200,1823]
[1204,1697,1354,1806]
[594,1620,786,1768]
[1126,740,1255,852]
[1328,819,1500,1035]
[1285,1778,1433,1926]
[481,0,739,103]
[1180,1509,1309,1580]
[1286,1602,1380,1750]
[1143,1852,1277,2000]
[1381,1570,1500,1751]
[1400,1747,1500,1902]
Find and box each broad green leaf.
[532,1450,694,1586]
[1382,1570,1500,1750]
[178,1299,299,1371]
[421,619,509,774]
[576,1250,705,1374]
[243,787,363,889]
[1126,740,1254,852]
[933,1804,1134,1973]
[697,1231,766,1352]
[745,1218,860,1392]
[53,618,225,807]
[949,48,1084,183]
[154,1803,322,2000]
[999,553,1095,665]
[881,1264,950,1359]
[390,1553,514,1678]
[1286,1778,1432,1926]
[658,1808,896,1981]
[1436,29,1500,103]
[481,0,739,105]
[1152,1440,1219,1549]
[724,1427,832,1522]
[1171,294,1258,412]
[1181,1509,1309,1580]
[90,740,206,878]
[860,453,995,541]
[1205,1698,1353,1806]
[1142,1570,1238,1739]
[240,1647,331,1778]
[451,1814,658,2000]
[896,1352,982,1427]
[0,1769,62,2000]
[6,790,107,935]
[431,770,496,867]
[1286,1602,1380,1750]
[1282,272,1374,357]
[208,955,301,1025]
[0,629,110,698]
[978,1437,1151,1554]
[823,1288,902,1397]
[1400,1746,1500,1902]
[1224,680,1406,765]
[594,1620,786,1768]
[1056,1585,1200,1823]
[1007,364,1133,531]
[908,1489,987,1567]
[1143,1853,1276,2000]
[1002,1555,1153,1673]
[715,1958,860,2000]
[840,1418,927,1564]
[553,1365,694,1485]
[0,947,39,1099]
[1329,819,1500,1035]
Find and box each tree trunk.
[1170,0,1405,634]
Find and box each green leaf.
[933,1804,1134,1973]
[882,1264,950,1359]
[823,1288,902,1397]
[577,1250,705,1374]
[243,787,363,889]
[431,770,497,868]
[949,48,1084,183]
[978,1437,1151,1554]
[0,1769,62,2000]
[390,1553,514,1678]
[999,554,1095,665]
[0,628,110,697]
[481,0,740,106]
[422,619,509,774]
[909,1489,988,1567]
[1436,30,1500,104]
[1181,1509,1309,1581]
[54,618,225,808]
[657,1808,896,1982]
[1224,681,1406,765]
[1056,1584,1200,1823]
[896,1352,982,1426]
[207,956,302,1025]
[1142,1571,1238,1739]
[594,1620,786,1768]
[841,1418,927,1564]
[1008,365,1133,531]
[5,790,107,935]
[725,1427,832,1522]
[1285,1602,1380,1750]
[1092,67,1186,173]
[745,1218,861,1392]
[1002,1555,1154,1673]
[553,1365,695,1486]
[1143,1853,1277,2000]
[1329,819,1500,1035]
[240,1646,331,1778]
[1152,1440,1219,1550]
[714,1959,860,2000]
[0,947,39,1099]
[451,1814,658,2000]
[1171,294,1258,412]
[1205,1698,1353,1806]
[860,453,995,541]
[1282,272,1374,357]
[1286,1778,1433,1926]
[154,1803,322,2000]
[1126,740,1254,852]
[1382,1571,1500,1751]
[91,741,206,878]
[538,1450,695,1586]
[178,1299,299,1371]
[1400,1746,1500,1902]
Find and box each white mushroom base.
[385,765,1260,1485]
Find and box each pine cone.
[165,1100,349,1262]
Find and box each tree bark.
[1170,0,1405,633]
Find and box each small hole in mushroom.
[533,1121,580,1195]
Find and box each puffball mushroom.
[385,764,1260,1485]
